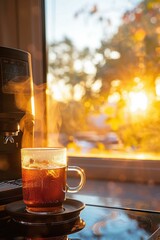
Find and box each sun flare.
[128,91,148,113]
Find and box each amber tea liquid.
[22,166,66,213]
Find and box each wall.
[0,0,47,145]
[0,0,46,85]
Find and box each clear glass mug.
[21,147,86,214]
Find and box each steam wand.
[3,132,19,144]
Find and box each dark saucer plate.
[5,198,85,225]
[1,217,86,238]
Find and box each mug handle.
[67,166,86,193]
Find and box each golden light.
[155,76,160,98]
[73,84,85,101]
[108,92,121,103]
[31,95,35,117]
[104,49,121,59]
[111,79,121,87]
[91,79,102,93]
[128,91,148,113]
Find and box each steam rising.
[3,78,62,148]
[34,83,63,147]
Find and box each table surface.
[71,203,160,239]
[0,196,160,240]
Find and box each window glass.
[45,0,160,160]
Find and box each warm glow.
[31,95,35,117]
[91,79,102,93]
[47,76,86,102]
[108,92,121,103]
[155,77,160,97]
[128,91,148,113]
[84,60,96,74]
[111,79,121,87]
[74,59,83,72]
[74,59,96,74]
[73,84,85,101]
[104,49,121,59]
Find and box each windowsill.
[68,155,160,183]
[68,151,160,161]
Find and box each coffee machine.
[0,46,34,182]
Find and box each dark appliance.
[0,46,34,203]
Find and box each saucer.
[5,198,85,225]
[1,217,86,238]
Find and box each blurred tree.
[96,0,160,151]
[48,38,103,136]
[48,0,160,152]
[96,0,160,94]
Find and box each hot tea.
[22,166,66,213]
[21,148,85,214]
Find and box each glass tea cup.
[21,147,86,214]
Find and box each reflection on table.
[0,199,160,240]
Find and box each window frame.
[44,0,160,184]
[68,156,160,183]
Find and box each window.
[0,0,159,211]
[44,0,160,184]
